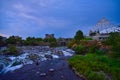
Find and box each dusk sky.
[0,0,120,38]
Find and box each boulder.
[0,64,4,72]
[44,54,53,59]
[49,68,55,72]
[40,73,46,76]
[28,54,40,61]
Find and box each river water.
[0,46,82,80]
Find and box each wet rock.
[0,64,4,72]
[35,61,40,65]
[45,54,53,59]
[36,71,40,74]
[49,68,55,72]
[40,73,46,76]
[28,54,40,61]
[61,75,64,79]
[12,61,21,66]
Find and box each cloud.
[13,2,34,13]
[33,0,66,8]
[0,33,10,38]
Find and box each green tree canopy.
[74,30,84,40]
[6,36,22,45]
[107,32,120,52]
[24,37,43,45]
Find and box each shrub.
[8,46,17,54]
[82,38,93,41]
[87,71,106,80]
[88,45,99,53]
[50,42,57,47]
[67,39,77,48]
[2,46,18,55]
[96,49,106,55]
[74,45,85,54]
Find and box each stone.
[40,73,46,76]
[28,54,40,61]
[61,75,64,79]
[44,54,53,59]
[36,71,40,74]
[49,68,55,72]
[0,64,4,72]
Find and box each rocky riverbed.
[0,46,82,80]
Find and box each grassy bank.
[68,54,120,80]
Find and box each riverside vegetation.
[0,30,120,80]
[68,30,120,80]
[0,36,57,55]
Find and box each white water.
[0,47,74,74]
[62,50,73,56]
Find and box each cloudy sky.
[0,0,120,38]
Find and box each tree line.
[0,36,57,47]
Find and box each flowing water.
[0,47,74,74]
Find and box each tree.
[44,38,57,47]
[0,36,3,46]
[74,30,84,40]
[6,36,22,45]
[107,32,120,51]
[23,37,43,46]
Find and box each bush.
[67,39,77,48]
[50,42,57,47]
[82,38,93,41]
[74,45,85,54]
[96,49,106,55]
[87,71,106,80]
[88,45,99,53]
[2,46,18,55]
[8,46,17,54]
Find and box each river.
[0,46,83,80]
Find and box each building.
[45,34,54,39]
[91,33,109,41]
[57,38,73,46]
[89,18,120,41]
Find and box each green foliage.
[24,37,43,46]
[87,71,106,80]
[50,42,57,47]
[6,36,22,45]
[74,30,84,40]
[2,46,18,55]
[8,46,17,54]
[0,36,4,46]
[95,49,106,55]
[67,39,76,48]
[74,45,85,54]
[88,45,99,53]
[82,37,93,40]
[103,32,120,58]
[44,38,57,47]
[44,38,56,42]
[107,32,120,51]
[68,54,120,80]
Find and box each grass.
[68,54,120,80]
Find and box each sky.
[0,0,120,38]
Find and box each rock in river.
[40,73,47,76]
